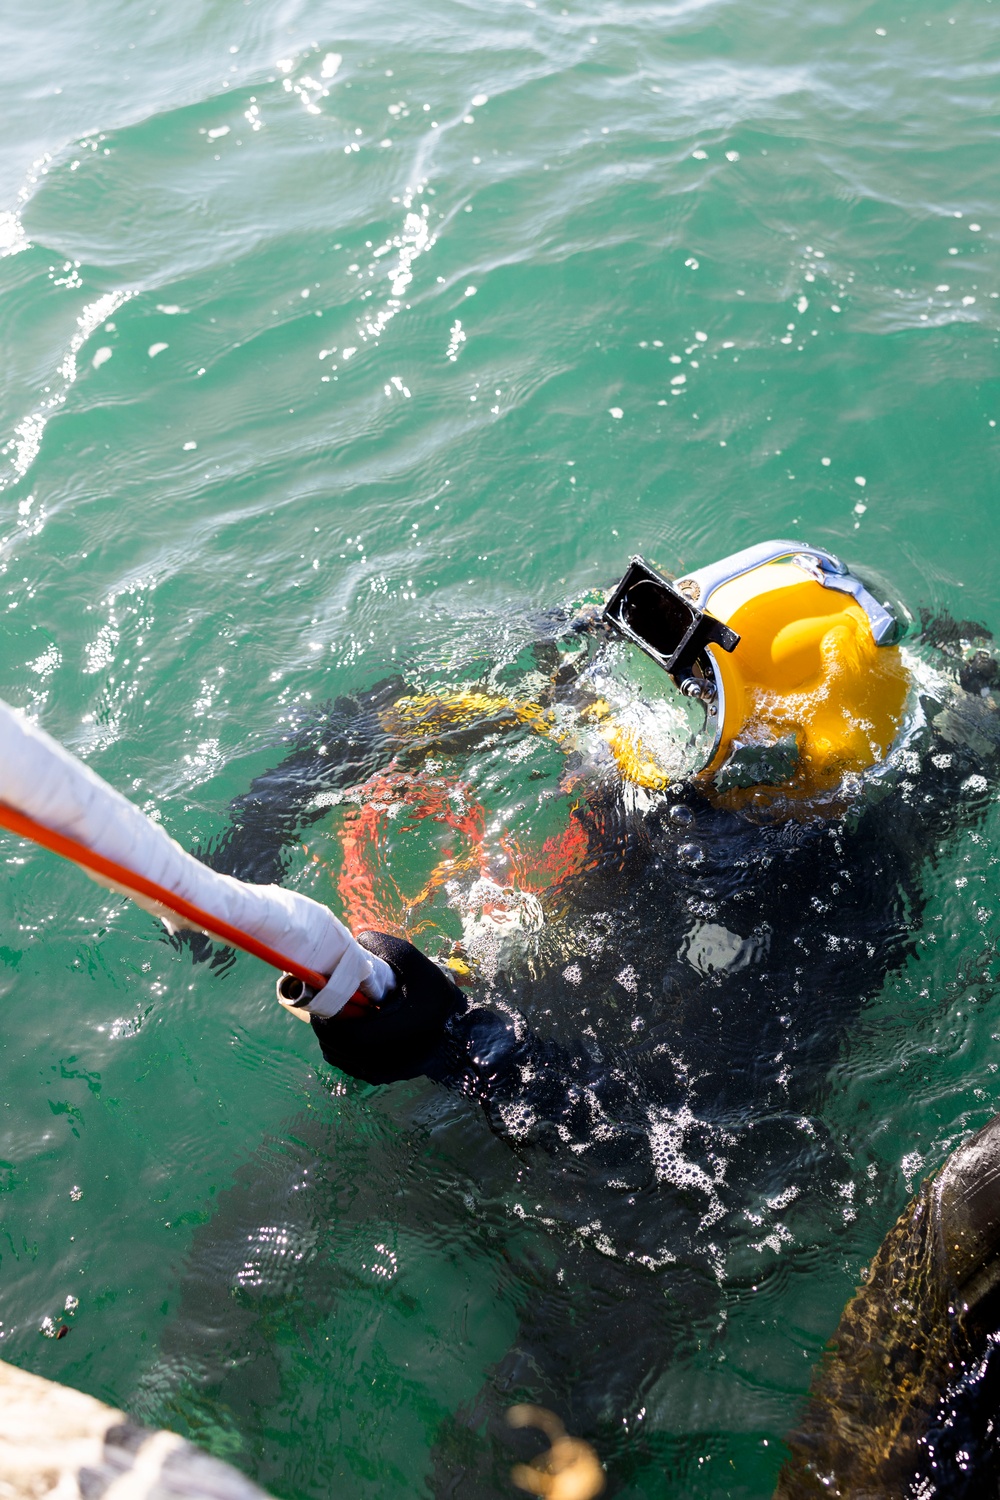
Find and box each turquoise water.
[2,0,1000,1494]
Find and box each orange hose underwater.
[0,800,369,1012]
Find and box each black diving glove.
[310,930,466,1085]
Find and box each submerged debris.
[507,1405,606,1500]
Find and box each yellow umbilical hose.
[383,690,675,792]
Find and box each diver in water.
[182,540,1000,1493]
[208,540,997,1110]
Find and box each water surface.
[1,0,999,1495]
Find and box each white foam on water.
[646,1103,727,1230]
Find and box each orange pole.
[0,800,369,1013]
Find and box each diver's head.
[604,540,909,804]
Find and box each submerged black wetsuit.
[162,611,1000,1496]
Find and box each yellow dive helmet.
[604,540,910,801]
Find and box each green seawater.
[1,1,999,1495]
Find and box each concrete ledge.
[0,1358,273,1500]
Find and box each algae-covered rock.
[775,1113,1000,1498]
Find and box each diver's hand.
[310,930,466,1085]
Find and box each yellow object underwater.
[385,688,674,792]
[699,558,909,796]
[507,1405,606,1500]
[383,689,550,741]
[605,540,911,802]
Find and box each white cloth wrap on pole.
[0,698,394,1017]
